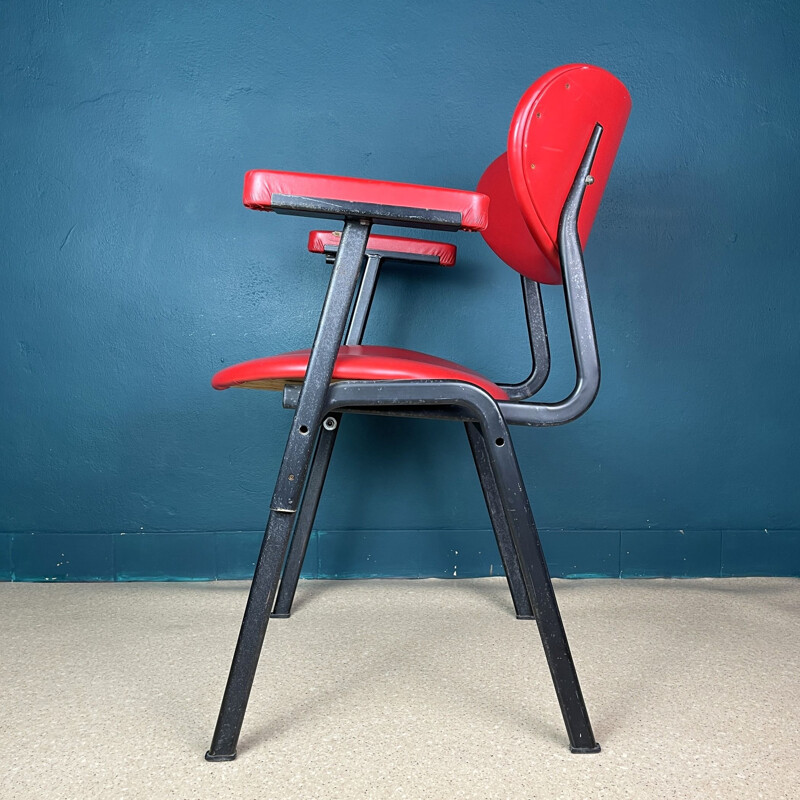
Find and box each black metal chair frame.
[271,245,550,623]
[206,126,604,761]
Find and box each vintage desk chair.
[206,64,631,761]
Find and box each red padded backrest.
[478,64,631,284]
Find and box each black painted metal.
[273,407,535,621]
[308,378,599,753]
[273,243,436,618]
[206,219,371,761]
[271,220,371,512]
[209,127,608,760]
[272,252,380,618]
[271,415,340,619]
[499,277,551,400]
[464,421,533,619]
[276,249,541,620]
[345,254,382,346]
[271,193,463,230]
[205,509,295,761]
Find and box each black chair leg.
[481,423,600,753]
[206,219,373,762]
[272,414,341,618]
[464,421,534,619]
[205,508,295,761]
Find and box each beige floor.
[1,578,798,799]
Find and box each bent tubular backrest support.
[481,65,631,415]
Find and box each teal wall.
[2,0,799,580]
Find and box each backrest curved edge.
[507,64,631,277]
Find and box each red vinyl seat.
[212,345,509,400]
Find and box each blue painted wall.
[2,0,799,580]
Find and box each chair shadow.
[283,578,336,614]
[236,596,562,756]
[456,575,525,617]
[198,576,800,754]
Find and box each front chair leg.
[207,219,372,761]
[205,507,295,761]
[272,414,341,618]
[464,421,534,619]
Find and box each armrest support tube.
[345,254,382,346]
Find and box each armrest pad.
[243,170,489,232]
[308,230,456,266]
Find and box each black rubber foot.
[515,614,535,620]
[570,743,602,754]
[270,611,290,619]
[205,750,236,762]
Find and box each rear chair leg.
[272,414,341,618]
[464,421,533,619]
[480,421,600,754]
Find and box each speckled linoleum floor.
[1,577,798,799]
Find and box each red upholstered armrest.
[243,170,489,232]
[308,230,457,266]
